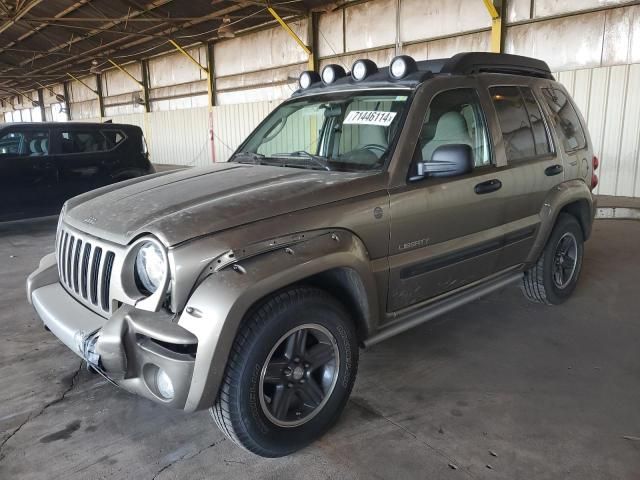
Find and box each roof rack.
[437,52,554,80]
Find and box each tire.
[522,213,584,305]
[210,287,359,457]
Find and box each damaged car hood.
[63,163,385,246]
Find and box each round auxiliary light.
[321,64,346,85]
[299,70,320,89]
[352,59,378,81]
[389,55,418,80]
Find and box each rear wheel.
[211,287,358,457]
[522,213,584,305]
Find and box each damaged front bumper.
[28,253,198,410]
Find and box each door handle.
[545,164,564,176]
[474,179,502,195]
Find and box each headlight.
[135,241,166,294]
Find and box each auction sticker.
[344,110,397,127]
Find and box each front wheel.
[211,287,358,457]
[522,213,584,305]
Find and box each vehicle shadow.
[0,216,58,239]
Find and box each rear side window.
[0,130,49,156]
[541,87,586,152]
[60,130,108,154]
[490,86,551,161]
[101,129,127,150]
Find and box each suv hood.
[64,163,385,246]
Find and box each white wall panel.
[216,85,296,106]
[211,100,281,161]
[145,107,211,167]
[403,31,490,60]
[69,76,98,103]
[557,64,640,197]
[345,0,396,51]
[505,12,606,71]
[102,63,143,96]
[149,46,206,89]
[318,9,344,57]
[507,0,532,22]
[535,0,635,18]
[400,0,490,43]
[214,20,308,77]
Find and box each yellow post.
[482,0,503,53]
[267,7,314,70]
[167,39,213,110]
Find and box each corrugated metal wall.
[557,64,640,197]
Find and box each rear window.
[489,86,552,161]
[541,87,586,152]
[59,129,126,154]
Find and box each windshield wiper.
[271,151,331,171]
[231,151,267,164]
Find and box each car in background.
[0,122,154,222]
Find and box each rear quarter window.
[541,87,586,152]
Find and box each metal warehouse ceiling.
[0,0,335,93]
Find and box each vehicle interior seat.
[29,139,42,156]
[40,138,49,155]
[421,111,473,162]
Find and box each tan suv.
[27,52,597,457]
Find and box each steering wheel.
[361,144,387,157]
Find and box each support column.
[205,41,216,163]
[95,73,105,119]
[62,81,72,121]
[37,88,45,122]
[482,0,505,53]
[141,59,151,113]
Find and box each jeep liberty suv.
[27,52,597,457]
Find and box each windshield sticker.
[344,110,397,127]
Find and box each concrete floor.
[0,218,639,480]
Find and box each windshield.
[232,90,410,172]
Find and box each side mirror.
[417,144,473,178]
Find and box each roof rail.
[440,52,554,80]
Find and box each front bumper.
[28,255,198,410]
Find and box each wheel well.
[305,267,372,343]
[238,267,372,346]
[559,199,592,240]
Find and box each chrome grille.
[57,227,117,314]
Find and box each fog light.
[156,369,174,400]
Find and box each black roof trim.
[291,52,554,96]
[439,52,554,79]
